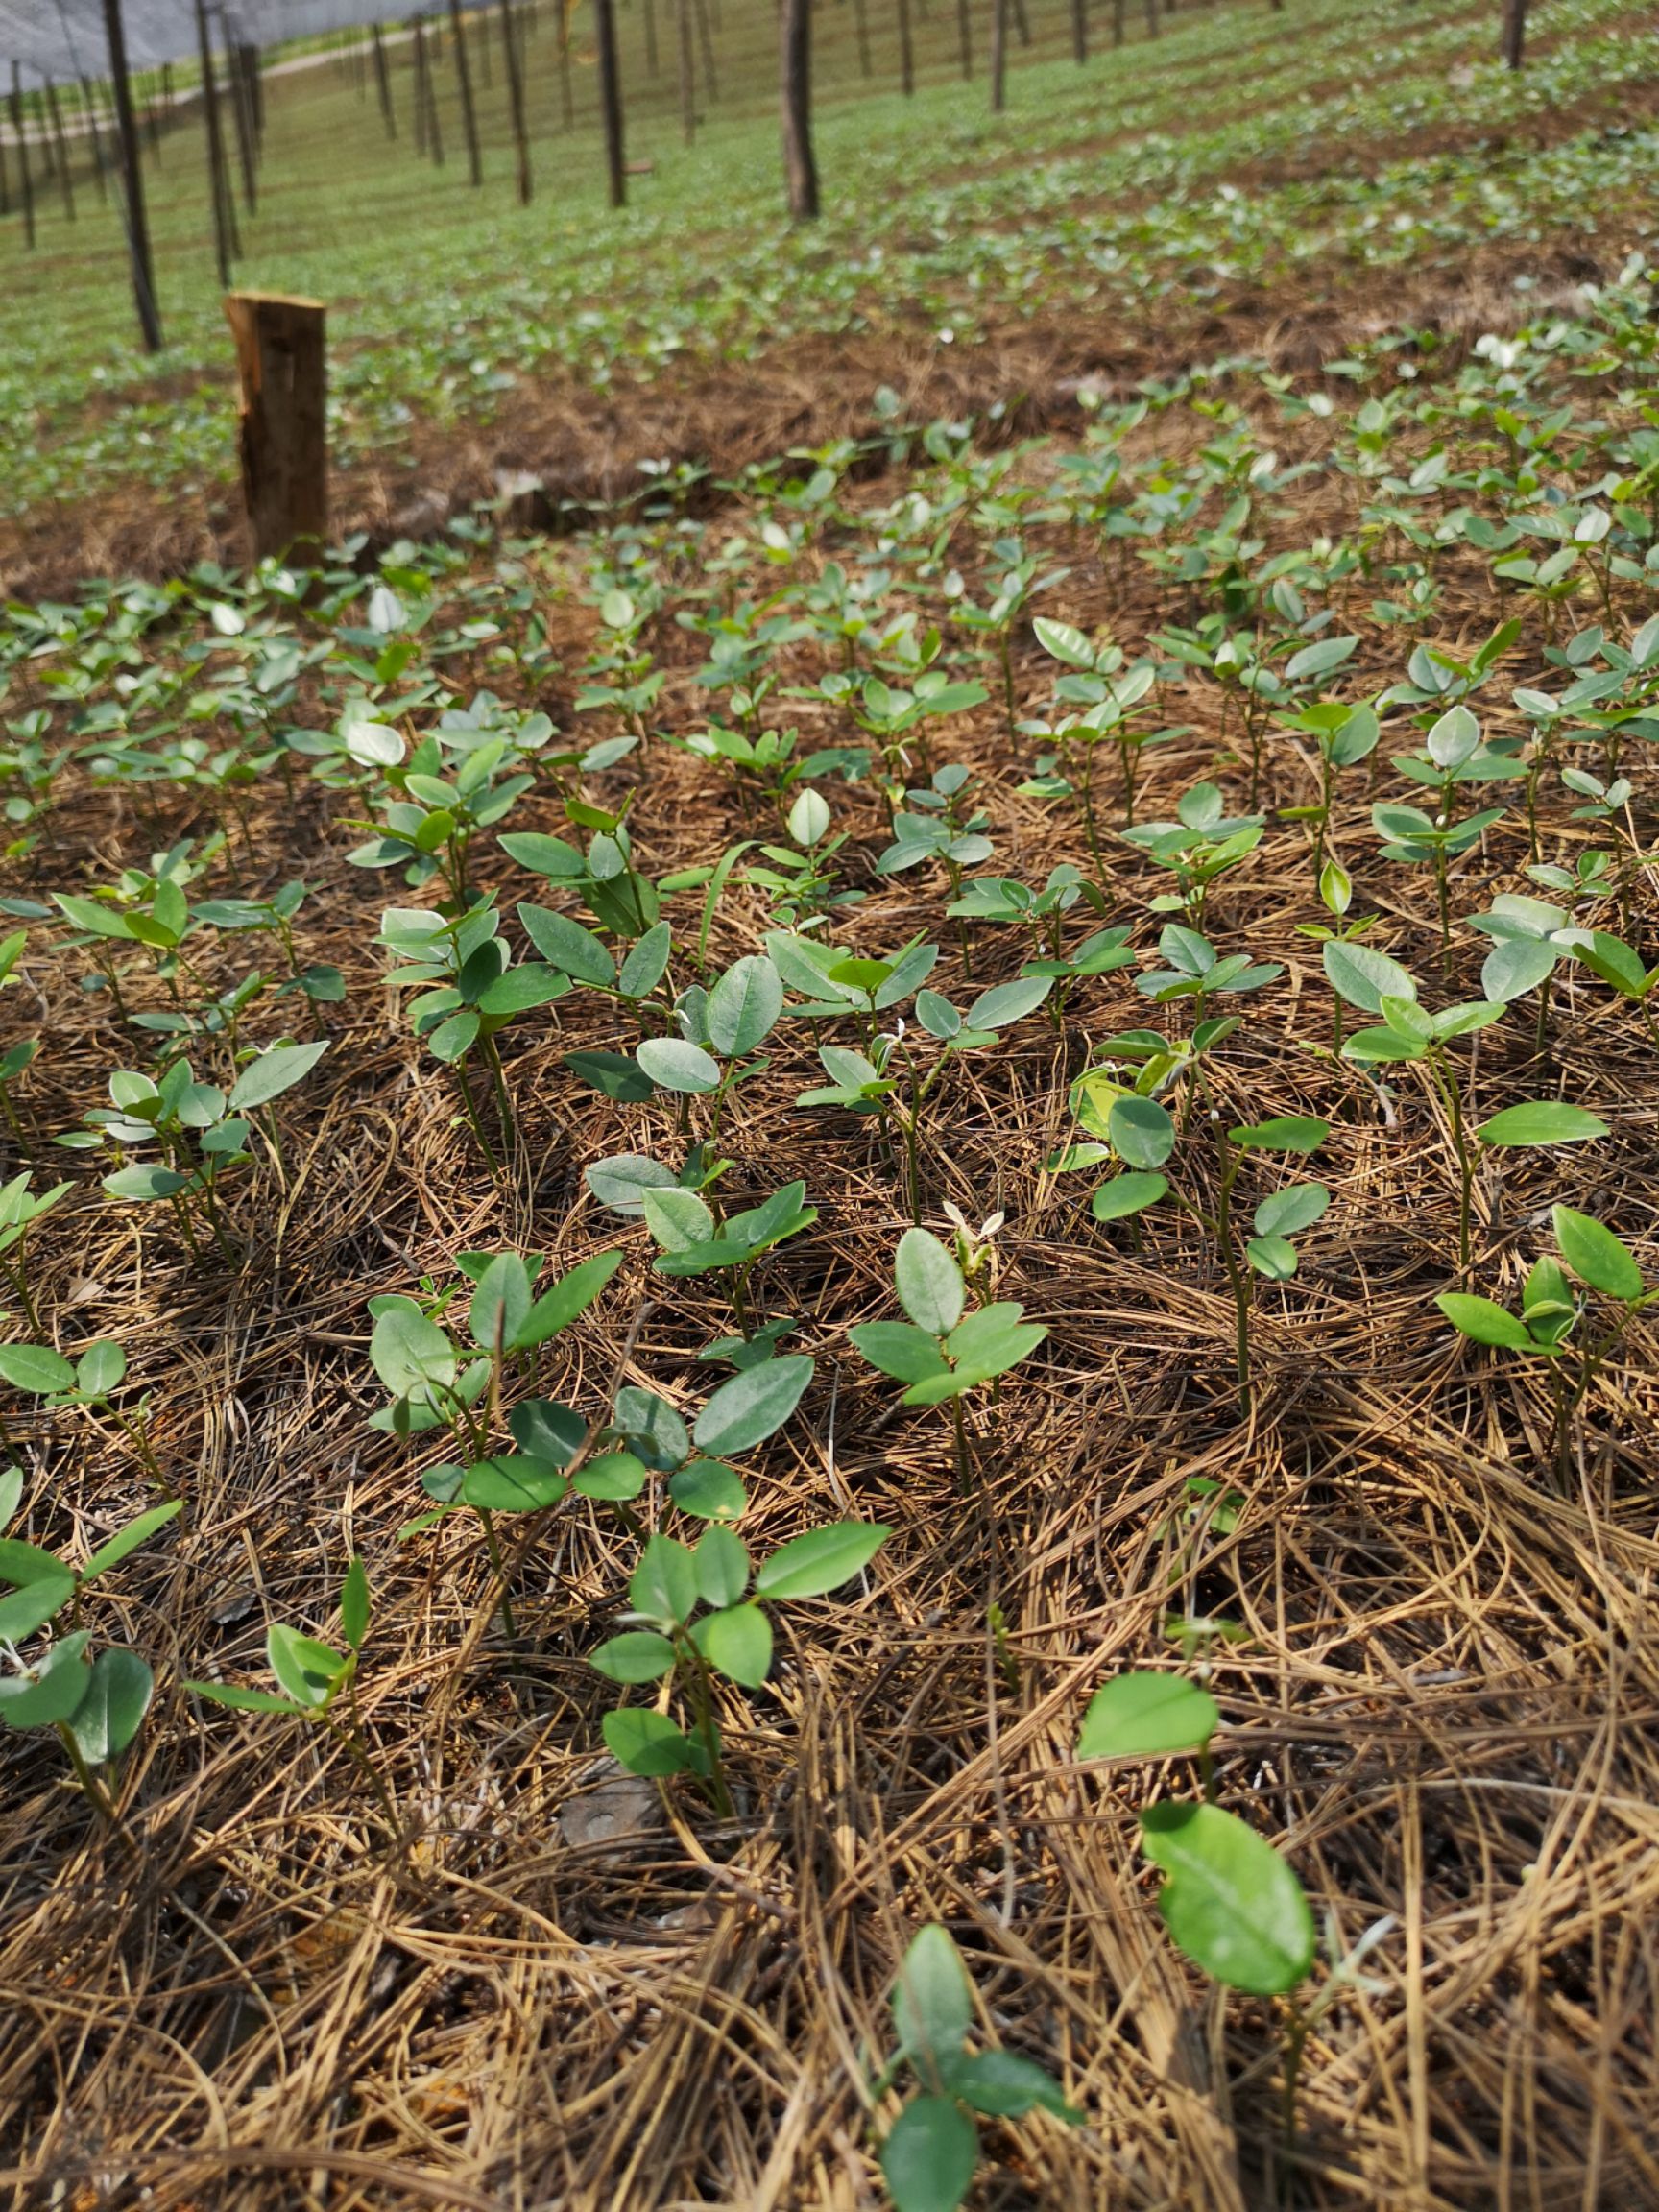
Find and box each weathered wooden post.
[225,292,328,566]
[103,0,163,351]
[781,0,817,219]
[595,0,626,208]
[11,62,36,249]
[447,0,482,184]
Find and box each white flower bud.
[788,788,831,848]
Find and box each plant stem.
[54,1723,136,1849]
[476,1507,517,1637]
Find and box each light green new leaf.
[1141,1801,1315,1996]
[754,1521,889,1600]
[1079,1671,1219,1761]
[692,1602,773,1687]
[228,1040,329,1112]
[1552,1206,1644,1302]
[1477,1102,1607,1148]
[892,1922,973,2061]
[1435,1293,1535,1352]
[64,1647,154,1764]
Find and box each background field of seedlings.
[4,52,1659,2212]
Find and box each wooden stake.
[897,0,915,93]
[195,0,235,285]
[595,0,627,207]
[11,62,36,249]
[499,0,532,199]
[223,19,257,212]
[45,80,75,220]
[101,0,163,350]
[988,0,1006,108]
[677,0,695,141]
[956,0,972,77]
[781,0,817,219]
[448,0,482,183]
[225,291,327,565]
[371,21,397,135]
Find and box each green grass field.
[5,0,1657,544]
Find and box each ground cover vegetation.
[0,0,1658,2207]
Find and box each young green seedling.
[849,1228,1046,1488]
[1437,1204,1653,1479]
[633,951,784,1145]
[371,1248,623,1633]
[592,1515,888,1815]
[0,1170,69,1333]
[1275,697,1380,879]
[1028,615,1162,843]
[1121,782,1264,926]
[642,1179,815,1342]
[1077,1669,1318,2168]
[377,901,567,1169]
[1372,704,1521,967]
[0,1335,165,1489]
[874,1923,1079,2212]
[187,1559,399,1839]
[0,1475,180,1835]
[1325,940,1606,1267]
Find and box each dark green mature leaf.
[589,1630,677,1684]
[1229,1116,1328,1154]
[81,1499,182,1583]
[0,1631,93,1729]
[1141,1801,1315,1995]
[65,1647,153,1764]
[602,1707,694,1776]
[694,1356,814,1456]
[1109,1095,1175,1170]
[879,2098,977,2212]
[1323,939,1415,1014]
[0,1345,76,1396]
[1091,1171,1167,1221]
[228,1040,329,1112]
[692,1602,773,1687]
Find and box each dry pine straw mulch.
[1,416,1658,2212]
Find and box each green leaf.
[1252,1184,1328,1238]
[0,1570,74,1643]
[754,1521,888,1599]
[692,1602,773,1687]
[567,1050,657,1104]
[630,1534,698,1626]
[1552,1205,1644,1302]
[1323,939,1416,1014]
[637,1038,722,1094]
[469,1253,532,1354]
[643,1185,717,1254]
[693,1355,815,1456]
[849,1321,951,1384]
[964,974,1051,1029]
[707,955,783,1056]
[1109,1095,1175,1170]
[516,904,616,986]
[0,1631,94,1729]
[74,1338,127,1399]
[618,924,673,999]
[186,1680,308,1715]
[895,1228,965,1337]
[1480,937,1557,1004]
[103,1164,194,1202]
[944,2049,1080,2121]
[1091,1171,1167,1221]
[340,1557,370,1652]
[64,1647,153,1764]
[668,1459,747,1523]
[1246,1235,1298,1280]
[693,1525,751,1610]
[267,1624,348,1709]
[572,1450,649,1502]
[0,1344,76,1396]
[879,2098,977,2212]
[369,1301,457,1400]
[1435,1293,1535,1351]
[586,1151,679,1214]
[589,1630,677,1684]
[893,1923,973,2060]
[228,1040,329,1112]
[80,1499,182,1582]
[1140,1801,1315,1996]
[516,1249,624,1350]
[602,1707,694,1776]
[1078,1671,1219,1760]
[1228,1116,1328,1154]
[1477,1102,1607,1148]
